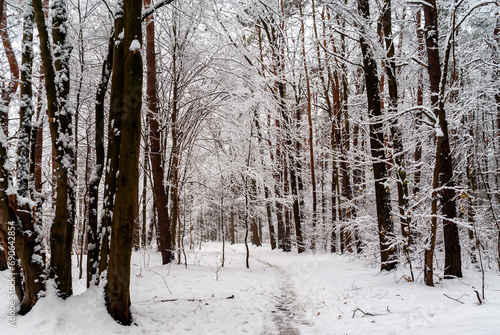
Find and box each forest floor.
[1,242,500,334]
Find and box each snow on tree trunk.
[99,11,124,277]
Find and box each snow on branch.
[141,0,175,21]
[405,0,434,7]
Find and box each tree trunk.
[381,0,410,248]
[34,0,75,298]
[106,0,143,324]
[87,31,113,287]
[413,9,424,197]
[357,0,397,271]
[230,209,235,245]
[465,124,478,267]
[264,186,276,250]
[299,4,318,250]
[0,1,45,313]
[283,163,292,252]
[495,15,500,271]
[352,123,363,254]
[423,0,462,278]
[170,23,180,255]
[0,242,6,271]
[145,0,172,264]
[425,164,439,286]
[99,12,125,276]
[251,220,261,246]
[274,138,285,250]
[142,128,149,249]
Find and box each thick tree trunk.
[357,0,397,271]
[106,0,143,324]
[0,2,45,313]
[34,0,75,298]
[423,0,462,278]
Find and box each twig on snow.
[149,268,173,295]
[352,308,375,318]
[443,293,464,304]
[160,295,235,303]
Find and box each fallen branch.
[149,268,173,295]
[352,308,375,318]
[443,293,464,304]
[160,295,235,303]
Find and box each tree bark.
[357,0,397,271]
[494,14,500,271]
[381,0,410,248]
[106,0,143,324]
[34,0,75,298]
[87,31,113,287]
[170,23,180,254]
[230,209,235,245]
[99,12,125,276]
[413,9,424,197]
[145,0,172,263]
[423,0,462,278]
[0,1,45,313]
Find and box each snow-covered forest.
[1,0,500,333]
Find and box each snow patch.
[129,40,141,52]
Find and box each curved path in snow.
[249,254,310,335]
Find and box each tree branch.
[141,0,175,21]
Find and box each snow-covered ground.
[1,243,499,334]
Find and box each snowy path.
[2,243,500,334]
[253,257,310,335]
[237,250,312,334]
